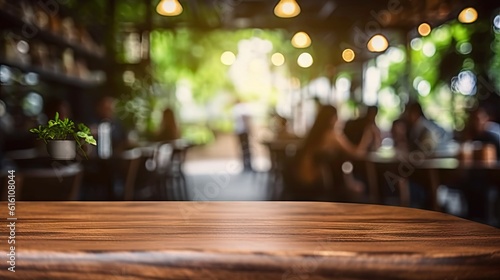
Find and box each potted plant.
[30,112,97,160]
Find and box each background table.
[1,202,499,279]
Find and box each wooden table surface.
[1,202,499,279]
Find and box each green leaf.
[86,137,97,145]
[76,131,86,138]
[77,123,91,133]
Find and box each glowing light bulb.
[342,49,355,62]
[418,23,431,36]
[367,34,389,52]
[156,0,183,16]
[458,7,477,23]
[291,32,311,48]
[274,0,301,18]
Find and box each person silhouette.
[284,105,371,200]
[155,107,180,142]
[233,98,253,172]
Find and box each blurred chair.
[145,142,180,200]
[264,140,298,200]
[2,163,83,201]
[168,140,190,200]
[81,149,142,201]
[120,148,142,200]
[155,142,173,198]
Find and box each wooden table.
[1,202,499,279]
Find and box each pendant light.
[157,0,183,16]
[367,34,389,53]
[291,31,311,48]
[274,0,301,18]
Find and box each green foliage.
[181,125,215,145]
[149,28,325,144]
[371,20,488,130]
[407,20,480,130]
[29,112,96,157]
[150,28,322,104]
[150,28,232,103]
[490,30,500,90]
[116,0,146,23]
[115,76,169,137]
[63,0,108,25]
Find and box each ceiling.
[153,0,500,48]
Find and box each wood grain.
[0,202,499,279]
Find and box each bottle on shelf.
[98,121,112,159]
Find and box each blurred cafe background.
[1,0,500,227]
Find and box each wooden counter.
[1,202,499,279]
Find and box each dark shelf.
[0,9,105,61]
[0,59,105,89]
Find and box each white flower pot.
[47,140,76,160]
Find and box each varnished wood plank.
[0,202,499,279]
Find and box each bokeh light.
[24,72,39,86]
[156,0,183,16]
[271,52,285,66]
[17,40,29,54]
[410,38,423,50]
[458,7,478,24]
[220,51,236,65]
[342,49,355,62]
[452,70,476,96]
[274,0,301,18]
[494,15,500,33]
[418,23,431,36]
[387,47,405,63]
[422,42,436,57]
[22,92,43,116]
[291,32,311,48]
[367,34,389,52]
[457,42,472,54]
[417,80,431,96]
[297,52,313,68]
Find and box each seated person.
[406,102,451,155]
[391,118,409,153]
[455,105,500,221]
[463,105,500,161]
[155,107,180,142]
[283,105,372,201]
[343,105,381,152]
[404,102,452,208]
